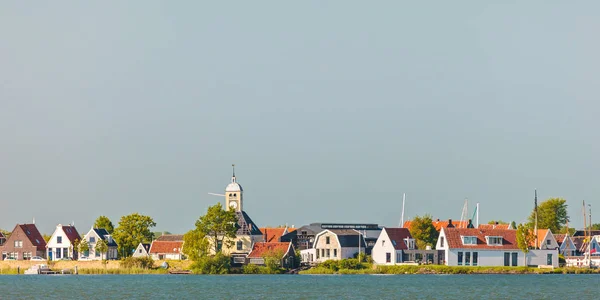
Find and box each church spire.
[231,164,236,183]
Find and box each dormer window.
[404,238,416,250]
[57,236,62,244]
[382,240,385,247]
[462,236,477,245]
[486,236,503,246]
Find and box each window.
[503,252,510,266]
[89,237,95,243]
[386,253,391,263]
[458,252,463,265]
[487,236,503,246]
[465,252,471,266]
[23,252,32,260]
[56,248,62,259]
[511,252,518,266]
[472,252,478,266]
[397,253,402,263]
[326,249,330,257]
[547,254,553,265]
[326,237,330,244]
[440,236,445,247]
[14,240,23,248]
[57,236,62,244]
[333,249,337,257]
[404,238,415,250]
[546,239,551,245]
[139,249,142,253]
[217,240,222,252]
[301,231,307,236]
[237,240,243,251]
[462,236,477,245]
[316,250,320,259]
[382,240,385,246]
[321,249,324,257]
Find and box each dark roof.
[295,223,324,235]
[138,243,151,253]
[93,228,118,247]
[572,230,600,237]
[329,230,367,248]
[236,211,262,235]
[60,225,81,244]
[18,224,47,251]
[383,228,413,250]
[155,234,184,242]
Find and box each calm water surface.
[1,274,598,299]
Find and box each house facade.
[46,224,81,261]
[530,229,559,250]
[372,227,415,265]
[0,224,46,260]
[309,229,367,263]
[436,227,558,267]
[132,243,151,258]
[149,234,185,260]
[247,242,296,268]
[80,228,118,260]
[554,234,577,256]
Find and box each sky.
[1,1,598,235]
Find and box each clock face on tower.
[229,201,238,209]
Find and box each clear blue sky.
[1,1,598,235]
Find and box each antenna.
[400,193,406,227]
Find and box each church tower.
[225,164,243,212]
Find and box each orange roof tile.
[443,228,519,250]
[149,241,183,254]
[248,242,292,258]
[529,229,550,248]
[259,228,287,242]
[403,219,469,231]
[478,224,511,230]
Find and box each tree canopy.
[528,198,568,233]
[113,213,156,257]
[94,216,115,234]
[516,223,535,265]
[408,215,439,249]
[592,223,600,230]
[182,229,209,261]
[78,239,90,255]
[487,220,508,225]
[95,239,108,260]
[194,203,238,254]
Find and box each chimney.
[467,219,474,228]
[495,221,499,225]
[447,219,454,228]
[436,218,440,222]
[264,228,267,243]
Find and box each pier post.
[17,266,20,275]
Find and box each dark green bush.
[120,257,154,269]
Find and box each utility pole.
[534,189,538,250]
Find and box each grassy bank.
[0,259,192,275]
[299,264,600,275]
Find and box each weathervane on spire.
[232,164,235,177]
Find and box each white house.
[554,234,577,257]
[80,227,118,260]
[132,243,151,258]
[149,234,185,260]
[311,229,366,263]
[436,227,558,267]
[372,228,415,265]
[530,229,560,250]
[46,224,81,261]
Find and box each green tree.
[528,198,569,233]
[182,229,209,261]
[78,239,90,256]
[113,213,156,257]
[94,216,115,234]
[95,239,108,260]
[408,215,439,249]
[510,221,517,229]
[42,234,51,242]
[0,229,11,239]
[194,203,238,254]
[591,223,600,230]
[487,220,508,224]
[516,224,535,265]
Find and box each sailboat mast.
[400,193,406,227]
[534,189,538,250]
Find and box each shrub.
[120,257,154,269]
[191,253,231,274]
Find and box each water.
[1,274,598,299]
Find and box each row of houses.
[0,223,119,262]
[2,168,598,270]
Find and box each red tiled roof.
[403,219,469,231]
[248,242,292,258]
[443,228,519,250]
[529,229,550,248]
[554,234,567,244]
[149,241,183,254]
[259,228,287,242]
[383,228,413,250]
[61,225,81,244]
[18,224,47,251]
[478,224,511,230]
